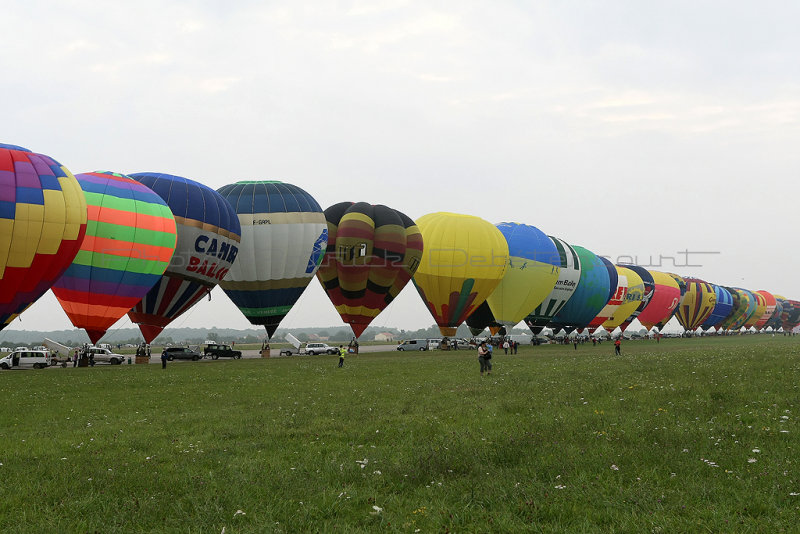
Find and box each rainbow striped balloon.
[0,144,87,330]
[51,171,177,343]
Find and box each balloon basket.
[260,350,270,358]
[135,356,150,365]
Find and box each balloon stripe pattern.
[636,271,681,331]
[700,285,734,330]
[0,144,87,329]
[127,172,242,343]
[675,278,716,331]
[218,181,327,338]
[587,257,625,333]
[601,265,644,333]
[317,202,422,337]
[617,264,655,332]
[51,172,177,343]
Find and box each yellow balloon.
[413,212,509,336]
[485,224,561,327]
[602,265,644,332]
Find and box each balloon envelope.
[485,222,560,327]
[653,273,686,332]
[316,202,423,337]
[51,172,177,343]
[413,212,508,337]
[617,265,654,332]
[601,265,644,333]
[127,173,242,343]
[465,300,502,336]
[780,300,800,332]
[547,245,610,334]
[742,290,768,329]
[0,144,87,330]
[700,285,734,331]
[675,278,716,332]
[637,271,681,331]
[524,236,581,334]
[587,257,624,333]
[753,290,777,330]
[218,181,327,338]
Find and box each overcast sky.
[3,1,799,338]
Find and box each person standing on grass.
[503,339,509,354]
[338,345,346,368]
[161,348,168,369]
[614,337,622,356]
[478,341,491,376]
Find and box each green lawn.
[1,335,799,532]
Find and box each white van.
[396,339,429,351]
[0,349,51,369]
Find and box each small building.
[374,332,395,342]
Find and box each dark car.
[164,346,202,361]
[203,344,242,360]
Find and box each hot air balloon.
[653,273,686,332]
[413,212,508,337]
[636,271,681,331]
[675,278,716,332]
[547,245,611,334]
[217,181,327,339]
[586,257,624,334]
[601,265,644,335]
[780,300,800,332]
[485,222,560,327]
[699,285,734,331]
[125,173,242,343]
[742,290,768,329]
[0,144,87,330]
[616,265,654,332]
[724,288,757,332]
[51,172,177,343]
[753,290,777,330]
[316,202,423,337]
[765,298,785,331]
[524,236,581,334]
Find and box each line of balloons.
[2,143,800,343]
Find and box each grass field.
[1,335,799,532]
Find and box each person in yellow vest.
[338,345,346,367]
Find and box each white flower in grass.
[610,464,619,471]
[233,510,245,517]
[790,492,800,496]
[554,484,566,490]
[370,505,383,515]
[748,458,757,463]
[752,449,760,453]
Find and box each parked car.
[84,346,125,365]
[204,344,242,359]
[396,339,429,351]
[0,349,51,369]
[164,346,202,361]
[305,342,337,355]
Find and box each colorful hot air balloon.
[51,172,177,343]
[675,278,716,332]
[780,300,800,332]
[485,222,560,327]
[616,265,654,332]
[700,285,734,331]
[753,290,777,330]
[587,257,624,333]
[601,265,644,334]
[524,236,581,334]
[723,288,757,331]
[413,212,508,337]
[765,298,785,331]
[653,273,686,332]
[636,271,681,331]
[547,245,611,334]
[316,202,423,338]
[743,290,768,329]
[0,144,87,330]
[218,181,327,338]
[126,173,242,343]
